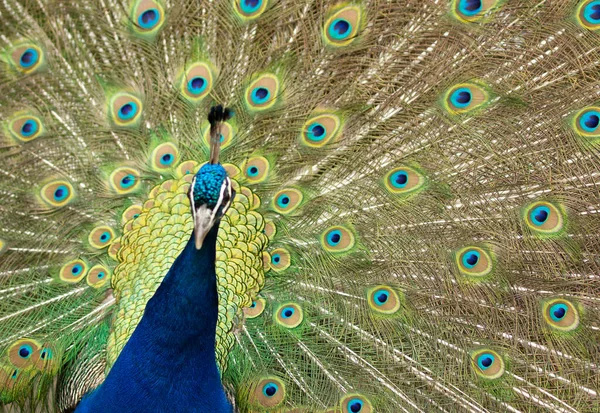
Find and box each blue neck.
[76,226,232,413]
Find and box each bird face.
[188,163,235,249]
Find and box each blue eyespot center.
[53,185,70,202]
[241,0,262,13]
[251,87,270,104]
[20,48,39,68]
[188,76,208,95]
[121,175,136,188]
[348,399,364,413]
[133,213,140,218]
[72,264,82,275]
[549,303,568,322]
[250,301,256,308]
[21,119,38,137]
[531,206,550,225]
[281,307,295,318]
[391,170,409,188]
[118,102,138,121]
[450,88,473,108]
[329,18,352,40]
[18,345,32,359]
[138,8,160,29]
[306,122,326,142]
[272,254,281,264]
[375,290,389,305]
[100,232,111,242]
[248,166,259,177]
[97,272,105,279]
[276,194,291,208]
[462,250,480,269]
[11,370,18,379]
[459,0,482,16]
[477,353,495,370]
[263,383,278,397]
[327,230,342,246]
[579,110,600,132]
[160,153,174,165]
[584,2,600,22]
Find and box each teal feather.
[1,0,600,412]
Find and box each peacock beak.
[193,204,217,250]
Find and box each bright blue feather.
[75,226,232,413]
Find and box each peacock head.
[189,105,235,250]
[189,163,234,250]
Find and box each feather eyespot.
[8,114,44,143]
[244,297,266,318]
[269,248,291,272]
[87,265,111,288]
[523,201,565,236]
[245,74,280,112]
[471,349,504,379]
[250,377,286,408]
[444,83,490,114]
[577,0,600,30]
[109,167,141,194]
[572,106,600,138]
[122,205,143,225]
[181,62,214,103]
[88,226,116,249]
[323,5,363,47]
[275,303,303,328]
[321,226,355,253]
[367,286,402,315]
[234,0,268,20]
[8,43,44,73]
[8,339,40,368]
[40,180,75,208]
[451,0,501,22]
[384,166,425,196]
[59,259,88,283]
[130,0,165,36]
[455,246,493,277]
[341,394,372,413]
[241,156,270,183]
[150,142,179,171]
[301,112,342,147]
[542,298,580,332]
[272,188,303,214]
[109,93,143,127]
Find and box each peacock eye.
[523,201,565,236]
[244,74,280,112]
[109,167,141,194]
[340,394,372,413]
[275,303,303,328]
[241,156,270,183]
[87,265,111,288]
[367,286,402,315]
[138,8,160,29]
[444,83,490,114]
[542,298,580,332]
[321,226,356,253]
[40,180,75,208]
[234,0,268,20]
[250,376,285,408]
[18,345,32,359]
[130,0,165,36]
[577,0,600,30]
[60,259,88,283]
[301,113,343,147]
[244,297,266,318]
[151,142,179,171]
[455,246,493,277]
[187,77,207,95]
[323,5,363,47]
[8,339,41,368]
[272,188,303,214]
[471,349,504,379]
[384,166,425,196]
[269,248,292,272]
[451,0,502,22]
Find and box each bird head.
[189,105,235,250]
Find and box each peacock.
[0,0,599,411]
